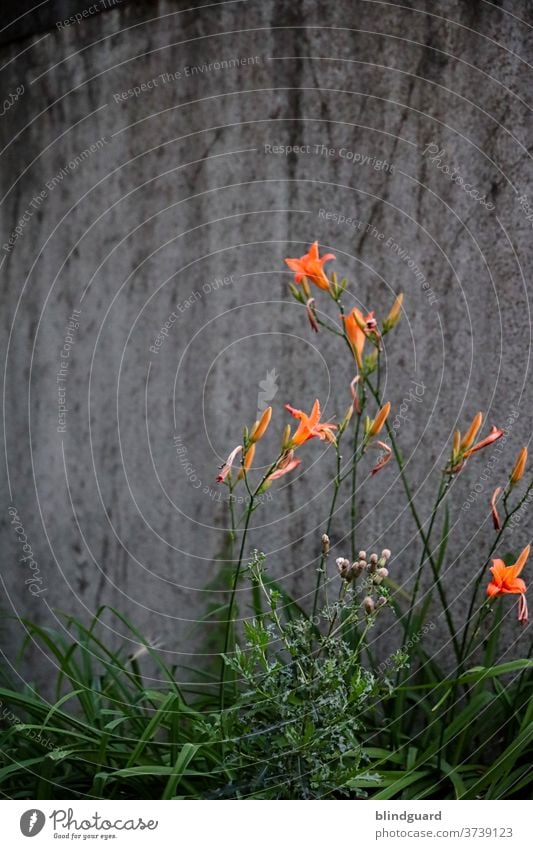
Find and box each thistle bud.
[369,553,378,573]
[510,446,527,487]
[377,596,387,607]
[374,566,389,584]
[363,596,375,615]
[353,561,365,577]
[381,549,391,561]
[358,550,367,561]
[321,533,330,555]
[336,557,351,580]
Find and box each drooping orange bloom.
[448,414,504,473]
[285,399,337,446]
[342,307,367,368]
[464,425,504,458]
[267,450,302,481]
[487,545,529,623]
[285,241,335,290]
[490,486,503,530]
[216,445,242,483]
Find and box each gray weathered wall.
[1,0,532,686]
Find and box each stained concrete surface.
[1,0,532,688]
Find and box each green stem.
[219,497,254,711]
[312,438,343,620]
[403,476,450,641]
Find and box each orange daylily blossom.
[285,241,335,291]
[285,399,337,446]
[268,450,302,481]
[487,544,530,624]
[216,445,242,483]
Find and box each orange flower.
[487,545,529,624]
[285,399,337,446]
[342,307,367,368]
[285,241,335,291]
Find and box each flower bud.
[376,567,389,580]
[382,293,404,333]
[237,443,256,479]
[377,596,387,607]
[510,446,527,486]
[250,406,272,443]
[358,550,367,561]
[368,402,391,437]
[336,557,351,580]
[460,412,483,452]
[363,596,375,614]
[281,424,292,450]
[321,533,330,555]
[381,549,391,561]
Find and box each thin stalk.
[312,438,343,620]
[402,476,450,641]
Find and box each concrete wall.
[1,0,532,686]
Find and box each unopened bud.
[382,293,404,333]
[336,557,351,580]
[381,548,391,561]
[363,596,375,614]
[250,406,272,443]
[510,446,527,487]
[358,550,367,561]
[322,534,330,555]
[368,402,391,437]
[353,561,365,577]
[281,424,292,450]
[301,277,311,299]
[377,596,387,607]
